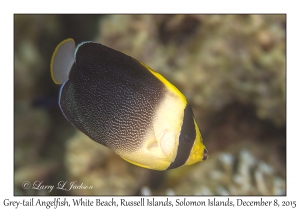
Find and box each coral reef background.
[14,14,286,195]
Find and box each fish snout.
[202,148,208,161]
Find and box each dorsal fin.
[50,38,75,84]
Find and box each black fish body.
[51,38,208,170]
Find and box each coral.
[14,14,286,196]
[139,142,285,196]
[162,142,285,196]
[65,131,152,195]
[96,15,286,127]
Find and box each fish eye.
[182,134,192,144]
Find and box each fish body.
[51,38,208,170]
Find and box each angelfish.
[51,38,208,170]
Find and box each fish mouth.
[202,148,208,161]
